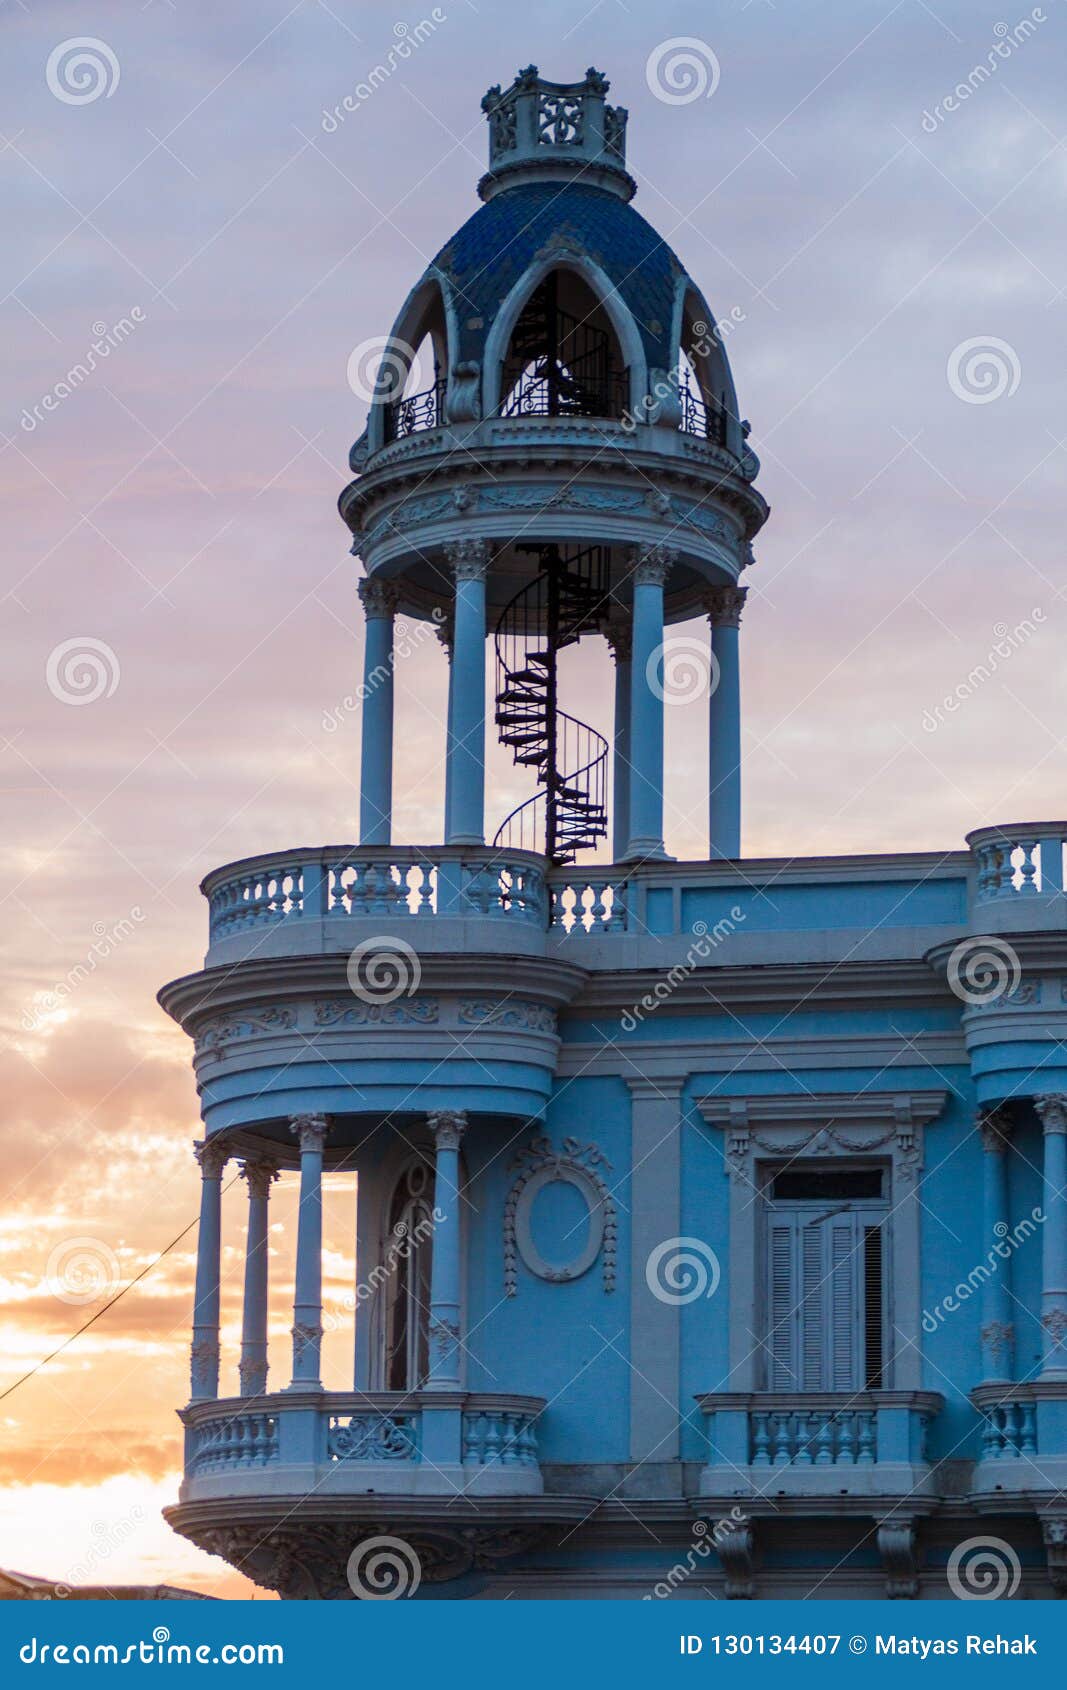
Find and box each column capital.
[979,1108,1014,1152]
[704,584,748,628]
[240,1157,280,1198]
[357,576,398,618]
[290,1113,330,1153]
[194,1137,229,1180]
[435,607,454,656]
[1035,1093,1067,1135]
[428,1108,467,1150]
[603,614,632,666]
[629,543,677,587]
[446,538,490,581]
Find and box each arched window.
[381,281,449,442]
[383,1160,434,1390]
[501,269,627,421]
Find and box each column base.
[444,833,485,847]
[623,839,673,862]
[285,1379,324,1393]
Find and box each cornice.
[563,956,957,1015]
[557,1031,967,1077]
[694,1089,949,1133]
[159,952,587,1031]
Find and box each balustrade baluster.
[814,1415,833,1466]
[1020,1401,1037,1456]
[837,1411,855,1465]
[750,1412,771,1465]
[772,1412,791,1464]
[856,1412,876,1465]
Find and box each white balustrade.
[969,824,1067,901]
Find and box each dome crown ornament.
[479,66,633,203]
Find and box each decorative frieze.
[195,1007,296,1060]
[313,997,439,1027]
[458,999,557,1034]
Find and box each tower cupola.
[339,66,769,865]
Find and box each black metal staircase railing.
[493,544,610,865]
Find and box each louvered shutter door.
[799,1221,824,1389]
[768,1223,795,1389]
[828,1216,859,1391]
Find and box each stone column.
[238,1157,278,1397]
[190,1138,229,1401]
[357,578,397,847]
[978,1109,1015,1383]
[626,545,675,860]
[605,615,632,862]
[1035,1094,1067,1377]
[288,1114,329,1389]
[436,610,455,842]
[705,585,747,860]
[426,1109,466,1389]
[445,540,489,846]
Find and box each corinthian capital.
[428,1108,467,1151]
[978,1108,1014,1153]
[446,539,490,582]
[704,585,748,629]
[240,1157,280,1199]
[290,1113,330,1153]
[602,613,632,665]
[357,576,398,619]
[629,544,677,587]
[194,1138,229,1179]
[1035,1094,1067,1135]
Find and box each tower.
[160,64,1067,1602]
[340,64,768,865]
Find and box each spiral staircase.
[493,544,610,864]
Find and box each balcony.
[970,1383,1067,1497]
[178,1391,546,1504]
[697,1392,944,1500]
[966,821,1067,933]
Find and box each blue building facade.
[160,68,1067,1600]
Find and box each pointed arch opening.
[377,276,451,445]
[674,284,739,450]
[500,268,629,421]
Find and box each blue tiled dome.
[432,181,686,374]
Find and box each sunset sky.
[4,0,1065,1595]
